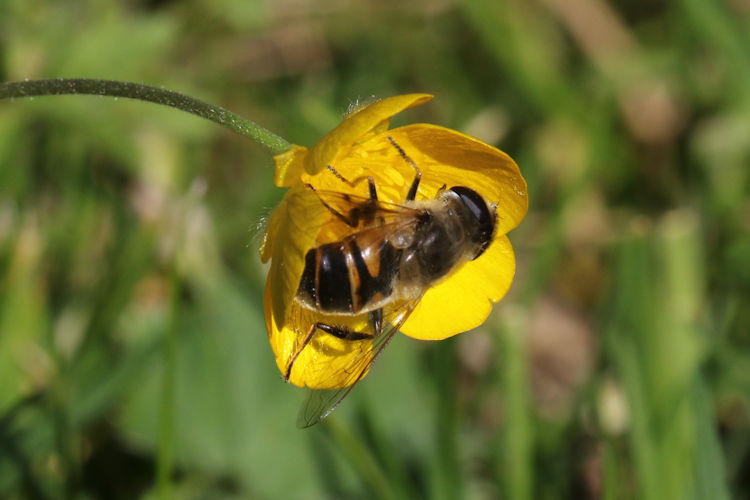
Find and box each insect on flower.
[260,94,528,427]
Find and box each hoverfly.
[285,136,497,427]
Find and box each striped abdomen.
[297,231,401,314]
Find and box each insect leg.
[304,183,362,227]
[284,322,318,381]
[369,308,384,336]
[316,323,374,341]
[285,322,377,380]
[386,136,422,201]
[327,165,378,201]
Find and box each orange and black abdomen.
[297,235,400,314]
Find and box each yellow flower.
[260,94,527,390]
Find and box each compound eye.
[449,186,495,258]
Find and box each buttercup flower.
[260,94,528,390]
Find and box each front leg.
[327,165,378,201]
[386,136,422,201]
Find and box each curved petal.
[306,94,433,176]
[274,144,309,188]
[400,234,516,340]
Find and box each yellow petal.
[274,144,309,188]
[306,94,433,176]
[400,234,516,340]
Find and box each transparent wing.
[295,297,422,428]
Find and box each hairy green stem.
[0,78,292,154]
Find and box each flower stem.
[0,78,292,154]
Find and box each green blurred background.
[1,0,748,498]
